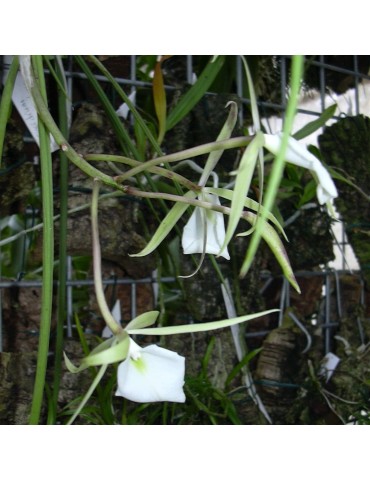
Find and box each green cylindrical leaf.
[29,56,55,425]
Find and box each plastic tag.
[116,91,136,120]
[2,56,59,152]
[102,299,122,338]
[319,352,340,382]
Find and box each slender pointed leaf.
[166,56,225,131]
[219,133,263,254]
[87,55,163,157]
[153,58,167,144]
[127,309,279,336]
[242,212,300,293]
[74,56,140,159]
[129,190,196,257]
[241,56,260,130]
[293,104,337,141]
[199,101,238,186]
[205,186,287,240]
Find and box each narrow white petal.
[205,195,230,259]
[311,161,338,204]
[182,207,204,254]
[263,133,282,156]
[263,133,338,205]
[264,133,315,169]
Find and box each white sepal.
[263,133,338,206]
[182,193,230,260]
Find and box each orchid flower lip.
[115,338,186,403]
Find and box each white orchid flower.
[182,192,230,260]
[184,198,230,259]
[116,338,186,403]
[263,133,338,205]
[102,303,186,403]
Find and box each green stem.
[49,57,69,423]
[91,179,122,335]
[86,153,201,192]
[29,56,54,425]
[0,56,19,167]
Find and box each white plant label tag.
[2,56,59,152]
[102,299,122,338]
[319,352,340,382]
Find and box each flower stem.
[114,136,252,183]
[91,179,122,335]
[85,153,201,192]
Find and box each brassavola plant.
[2,55,339,424]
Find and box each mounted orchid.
[12,55,340,425]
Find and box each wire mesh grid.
[0,55,368,354]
